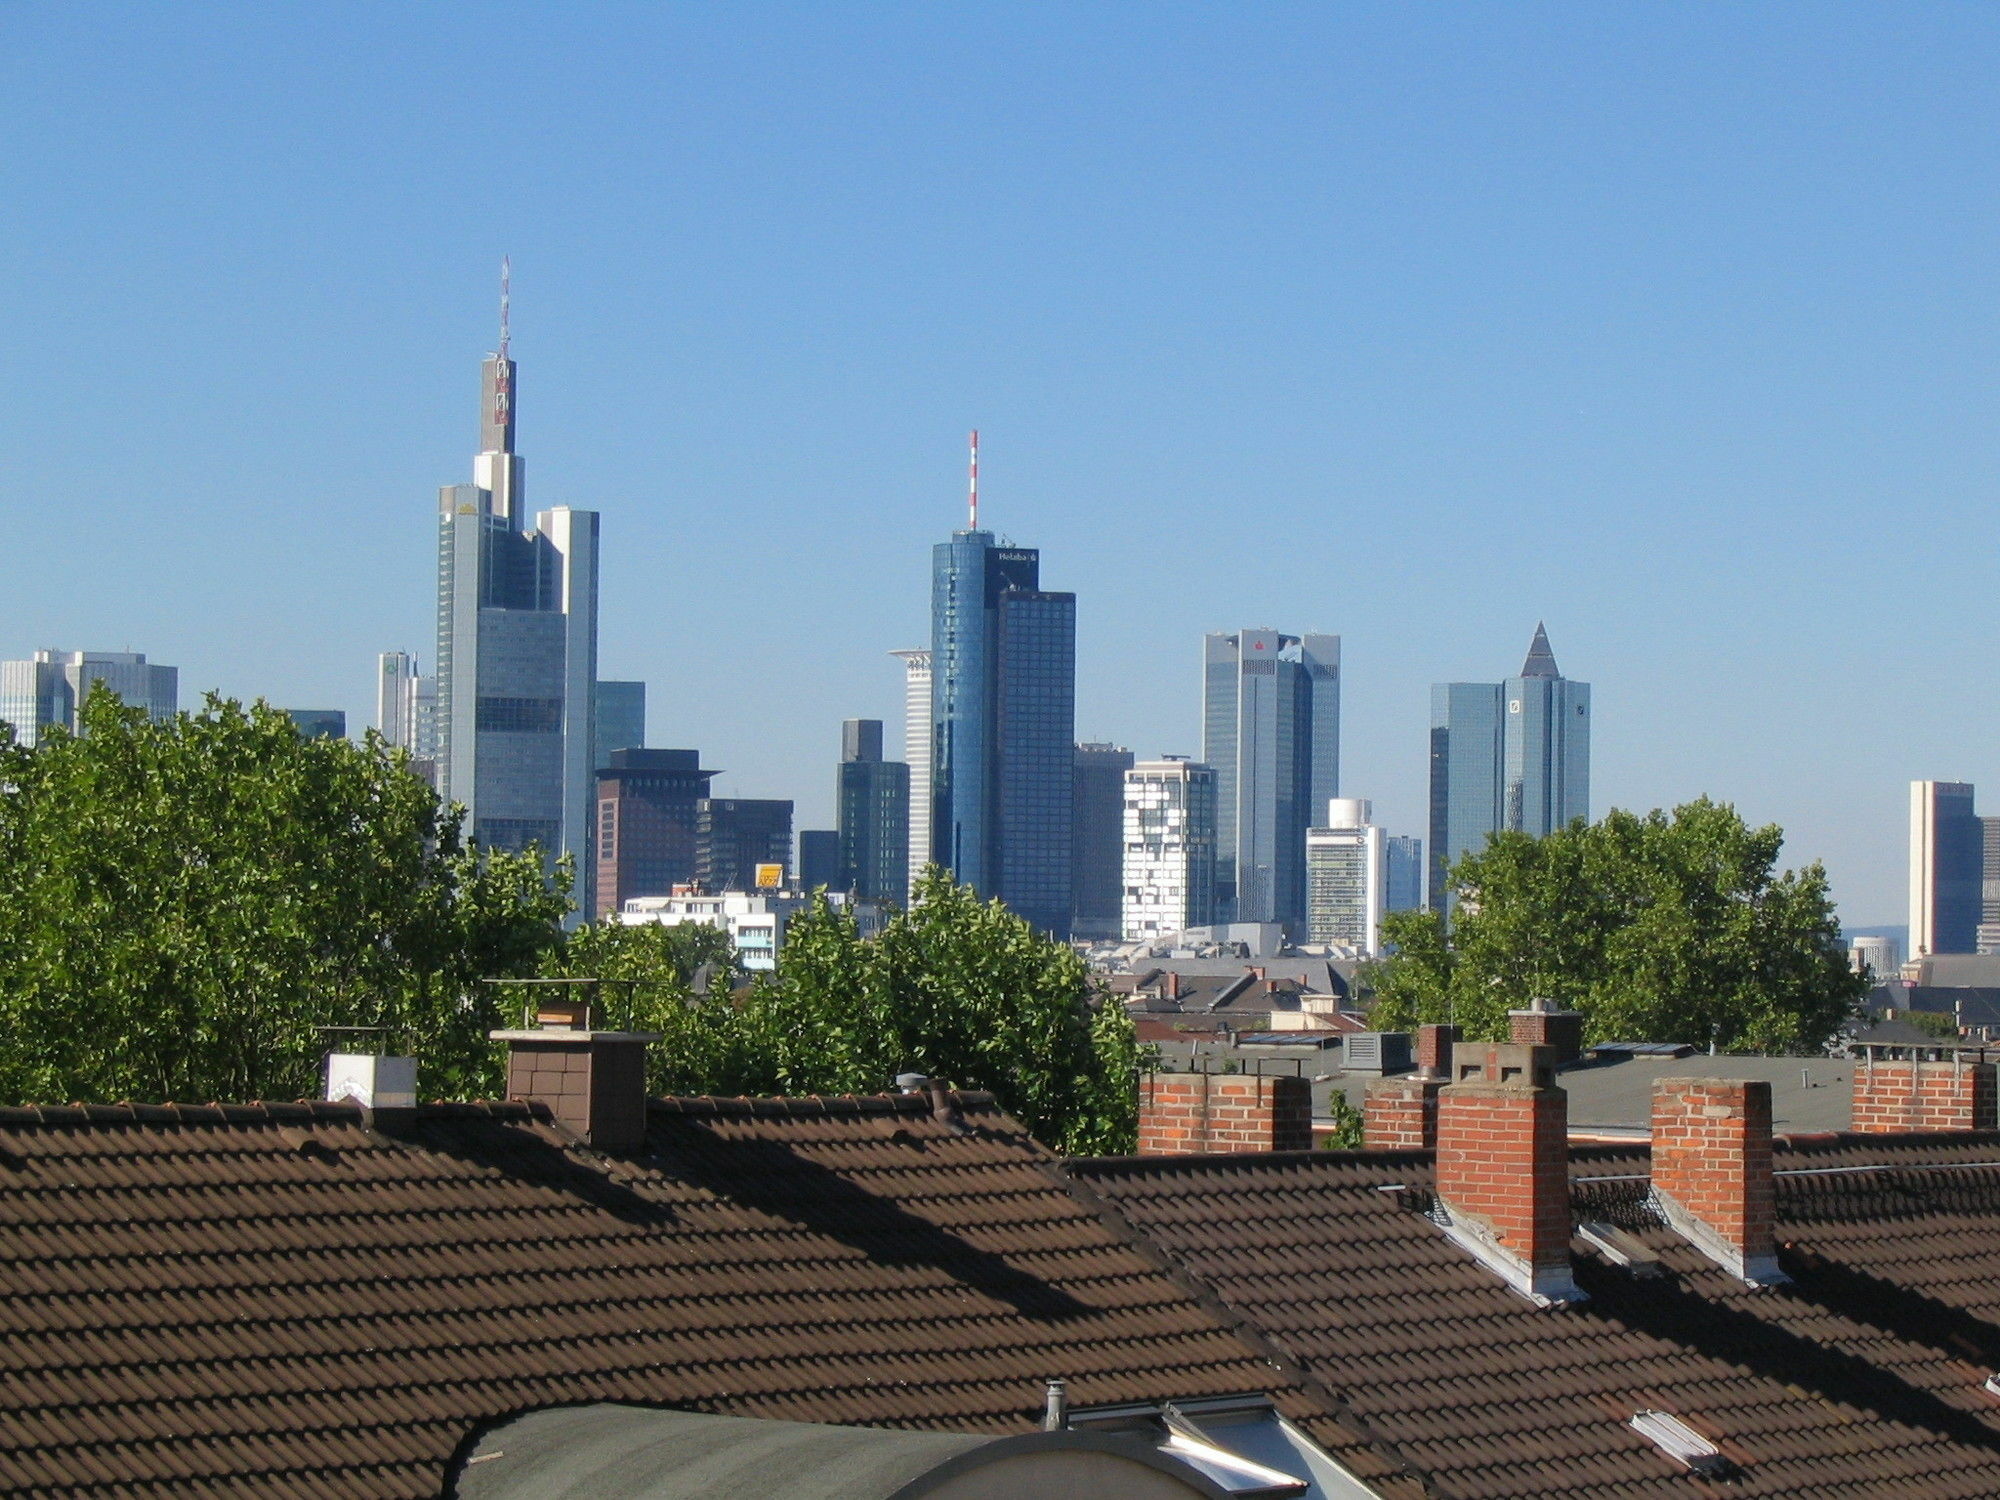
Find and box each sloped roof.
[1517,622,1560,679]
[1070,1135,2000,1498]
[0,1094,1420,1500]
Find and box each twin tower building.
[420,300,1588,934]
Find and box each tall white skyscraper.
[0,650,177,745]
[1201,629,1340,933]
[1306,798,1385,955]
[1122,757,1217,940]
[892,648,932,902]
[376,651,440,786]
[435,267,599,888]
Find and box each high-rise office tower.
[1201,630,1341,933]
[1072,743,1135,940]
[376,651,440,786]
[1910,780,1982,957]
[891,649,933,901]
[1384,835,1424,914]
[1305,798,1385,954]
[697,798,794,891]
[798,829,840,892]
[435,266,599,885]
[836,718,910,904]
[1122,758,1218,940]
[1428,624,1590,912]
[594,682,646,769]
[284,710,347,741]
[929,437,1076,936]
[0,650,177,745]
[593,749,718,915]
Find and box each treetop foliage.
[0,693,1139,1152]
[1369,799,1866,1054]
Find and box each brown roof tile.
[1071,1134,2000,1497]
[0,1090,1422,1499]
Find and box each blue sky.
[4,3,1996,923]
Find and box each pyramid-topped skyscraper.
[1427,625,1590,912]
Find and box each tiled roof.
[0,1093,1420,1499]
[1070,1134,2000,1498]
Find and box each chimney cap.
[896,1073,931,1094]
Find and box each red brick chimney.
[1651,1078,1784,1285]
[1364,1074,1442,1150]
[1508,999,1585,1066]
[1138,1073,1311,1154]
[1852,1050,1998,1133]
[1434,1042,1581,1304]
[1415,1023,1461,1078]
[490,999,659,1151]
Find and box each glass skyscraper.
[1909,780,1982,957]
[836,718,910,904]
[1200,630,1341,933]
[0,650,177,745]
[1071,742,1135,939]
[1428,624,1590,911]
[435,287,599,898]
[930,529,1076,936]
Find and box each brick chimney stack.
[1433,1042,1582,1304]
[1509,999,1585,1067]
[1651,1078,1784,1285]
[1138,1073,1311,1154]
[1362,1023,1462,1151]
[490,996,660,1151]
[1851,1049,1998,1133]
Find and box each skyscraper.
[1201,629,1341,933]
[697,798,794,891]
[836,718,909,904]
[0,650,177,745]
[929,439,1076,936]
[594,681,646,768]
[1072,742,1135,940]
[891,648,932,901]
[435,267,599,886]
[1305,798,1385,954]
[1122,757,1218,940]
[798,829,840,892]
[1384,835,1424,914]
[1911,780,1982,957]
[593,748,717,915]
[1428,624,1589,912]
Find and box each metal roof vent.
[1630,1410,1731,1477]
[1343,1032,1412,1075]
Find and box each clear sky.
[4,3,1996,924]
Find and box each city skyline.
[8,5,1996,926]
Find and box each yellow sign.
[754,863,785,889]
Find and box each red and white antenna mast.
[499,255,512,363]
[967,429,980,530]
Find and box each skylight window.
[1630,1410,1731,1477]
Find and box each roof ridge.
[649,1089,1000,1119]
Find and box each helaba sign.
[994,550,1035,565]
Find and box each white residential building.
[1305,798,1385,955]
[618,889,885,972]
[1122,758,1218,940]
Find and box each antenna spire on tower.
[499,256,511,363]
[968,429,980,530]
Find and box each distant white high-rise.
[435,266,599,886]
[1122,758,1218,940]
[1910,780,1981,957]
[376,651,440,785]
[0,650,178,745]
[892,648,932,902]
[1306,798,1385,955]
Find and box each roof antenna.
[499,255,511,363]
[967,429,979,530]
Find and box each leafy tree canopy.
[0,689,567,1106]
[1369,799,1865,1054]
[552,869,1140,1153]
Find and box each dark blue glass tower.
[931,529,1076,936]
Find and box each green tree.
[1371,799,1864,1054]
[576,869,1140,1153]
[0,689,568,1106]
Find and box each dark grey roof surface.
[1517,622,1560,678]
[1317,1051,1853,1135]
[453,1406,989,1499]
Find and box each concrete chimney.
[489,998,660,1151]
[1650,1078,1784,1285]
[1434,1042,1582,1304]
